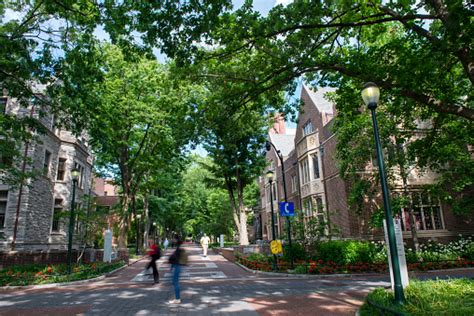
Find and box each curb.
[235,262,474,279]
[0,256,147,290]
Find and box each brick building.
[258,85,474,243]
[0,88,94,251]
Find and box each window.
[0,190,8,228]
[51,199,62,232]
[57,158,66,181]
[303,121,314,136]
[312,154,320,179]
[300,158,310,184]
[0,140,13,167]
[291,175,297,193]
[266,186,271,203]
[315,197,325,224]
[75,203,82,233]
[43,150,52,175]
[0,97,7,113]
[74,162,85,189]
[272,182,277,201]
[303,198,313,217]
[398,192,444,231]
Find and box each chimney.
[270,113,286,134]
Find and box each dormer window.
[303,121,313,136]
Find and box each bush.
[315,240,379,265]
[282,243,306,262]
[247,253,271,263]
[0,261,125,286]
[293,264,308,274]
[360,279,474,316]
[463,242,474,260]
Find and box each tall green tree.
[57,45,202,247]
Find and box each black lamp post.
[136,214,141,255]
[266,170,278,271]
[265,140,294,268]
[67,167,80,274]
[362,82,405,304]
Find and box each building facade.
[0,91,94,251]
[258,85,474,243]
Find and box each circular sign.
[270,240,283,254]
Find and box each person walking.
[200,233,210,257]
[146,243,161,284]
[163,238,169,252]
[168,237,188,304]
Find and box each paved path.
[1,245,473,315]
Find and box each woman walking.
[168,237,188,304]
[146,243,161,284]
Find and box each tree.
[57,44,202,247]
[97,1,472,213]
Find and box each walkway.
[1,245,473,315]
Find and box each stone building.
[0,89,94,251]
[258,85,474,243]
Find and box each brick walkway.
[1,245,473,315]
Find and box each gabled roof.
[303,85,336,114]
[269,132,295,157]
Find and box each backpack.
[168,249,179,264]
[152,247,161,260]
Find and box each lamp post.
[266,170,278,271]
[153,221,157,243]
[362,82,405,304]
[136,214,141,255]
[265,140,293,268]
[67,167,80,275]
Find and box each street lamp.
[136,214,141,255]
[67,167,80,274]
[265,140,294,268]
[153,221,157,243]
[362,82,405,304]
[265,170,278,271]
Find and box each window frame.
[0,190,8,228]
[312,154,320,179]
[43,149,52,176]
[56,157,66,181]
[51,198,63,232]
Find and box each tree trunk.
[397,143,420,252]
[236,169,249,245]
[402,173,420,252]
[225,176,244,243]
[118,194,129,248]
[143,192,150,248]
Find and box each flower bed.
[239,256,474,274]
[0,261,125,286]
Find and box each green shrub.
[293,264,308,274]
[282,243,306,262]
[360,279,474,316]
[315,240,379,265]
[247,253,270,263]
[463,242,474,260]
[0,261,125,286]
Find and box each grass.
[360,278,474,316]
[0,261,125,286]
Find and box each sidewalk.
[0,245,472,315]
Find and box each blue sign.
[279,202,295,217]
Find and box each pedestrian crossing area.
[131,250,228,283]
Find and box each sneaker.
[168,299,181,304]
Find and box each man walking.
[200,233,210,257]
[168,237,188,304]
[146,243,161,284]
